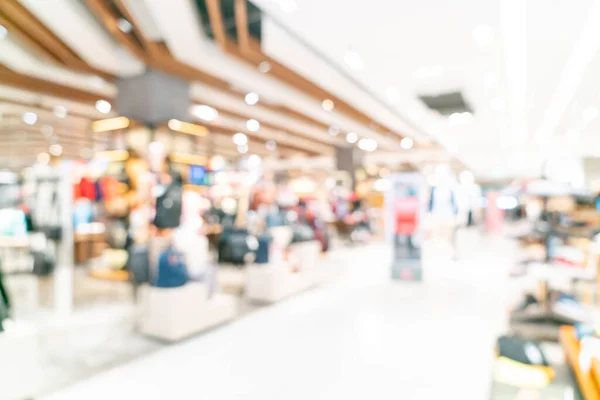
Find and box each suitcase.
[155,247,189,288]
[218,228,255,265]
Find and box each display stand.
[559,325,600,400]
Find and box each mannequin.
[428,165,458,245]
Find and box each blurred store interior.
[2,0,600,399]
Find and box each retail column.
[54,162,74,316]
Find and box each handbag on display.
[154,180,183,229]
[291,224,315,243]
[173,228,209,279]
[128,244,151,284]
[218,228,257,265]
[255,233,272,264]
[155,246,189,288]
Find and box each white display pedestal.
[138,283,238,342]
[288,240,322,283]
[0,323,40,400]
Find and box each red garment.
[395,197,419,235]
[79,177,97,201]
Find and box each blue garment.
[155,247,189,288]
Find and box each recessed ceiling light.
[53,105,67,118]
[266,140,277,151]
[95,100,111,114]
[346,131,358,144]
[344,49,364,71]
[415,65,444,79]
[472,24,493,48]
[258,61,271,73]
[37,152,50,164]
[484,72,498,89]
[385,86,401,103]
[191,104,218,121]
[245,92,259,105]
[322,99,334,111]
[246,119,260,132]
[49,143,63,156]
[358,138,377,152]
[233,132,248,146]
[23,112,37,125]
[117,18,132,33]
[328,125,340,136]
[0,24,7,40]
[278,0,297,13]
[582,106,599,122]
[491,97,505,111]
[248,154,261,167]
[400,137,414,150]
[237,144,249,154]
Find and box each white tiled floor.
[45,229,514,400]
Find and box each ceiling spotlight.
[248,154,262,167]
[49,143,63,156]
[328,125,340,136]
[322,99,335,111]
[359,138,377,152]
[37,152,50,164]
[237,144,249,154]
[245,92,259,105]
[41,125,54,137]
[209,155,226,171]
[344,49,364,71]
[472,24,493,48]
[258,61,271,73]
[246,119,260,132]
[278,0,297,13]
[583,106,599,122]
[346,131,358,144]
[490,97,505,111]
[385,86,401,103]
[0,24,7,40]
[191,104,219,121]
[95,99,112,114]
[233,132,248,146]
[53,105,67,118]
[117,18,132,33]
[367,138,378,151]
[400,137,414,150]
[23,112,37,125]
[266,140,277,151]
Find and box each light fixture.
[484,72,498,89]
[400,137,414,150]
[53,105,67,118]
[246,119,260,132]
[41,125,53,137]
[117,18,132,33]
[266,140,277,151]
[385,86,401,103]
[23,112,37,125]
[248,154,261,167]
[582,106,599,122]
[0,24,7,40]
[472,24,493,48]
[322,99,335,111]
[328,125,340,136]
[49,144,62,156]
[238,144,249,154]
[344,49,364,71]
[92,116,130,132]
[233,132,248,146]
[258,61,271,73]
[358,138,378,152]
[95,100,112,114]
[449,112,473,124]
[167,119,208,137]
[37,152,50,164]
[415,65,444,79]
[191,104,219,121]
[346,131,358,144]
[491,97,505,111]
[278,0,297,13]
[245,92,259,105]
[209,155,226,170]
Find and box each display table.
[559,325,600,400]
[0,322,40,400]
[138,283,238,342]
[245,262,310,303]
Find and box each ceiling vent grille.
[419,91,473,115]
